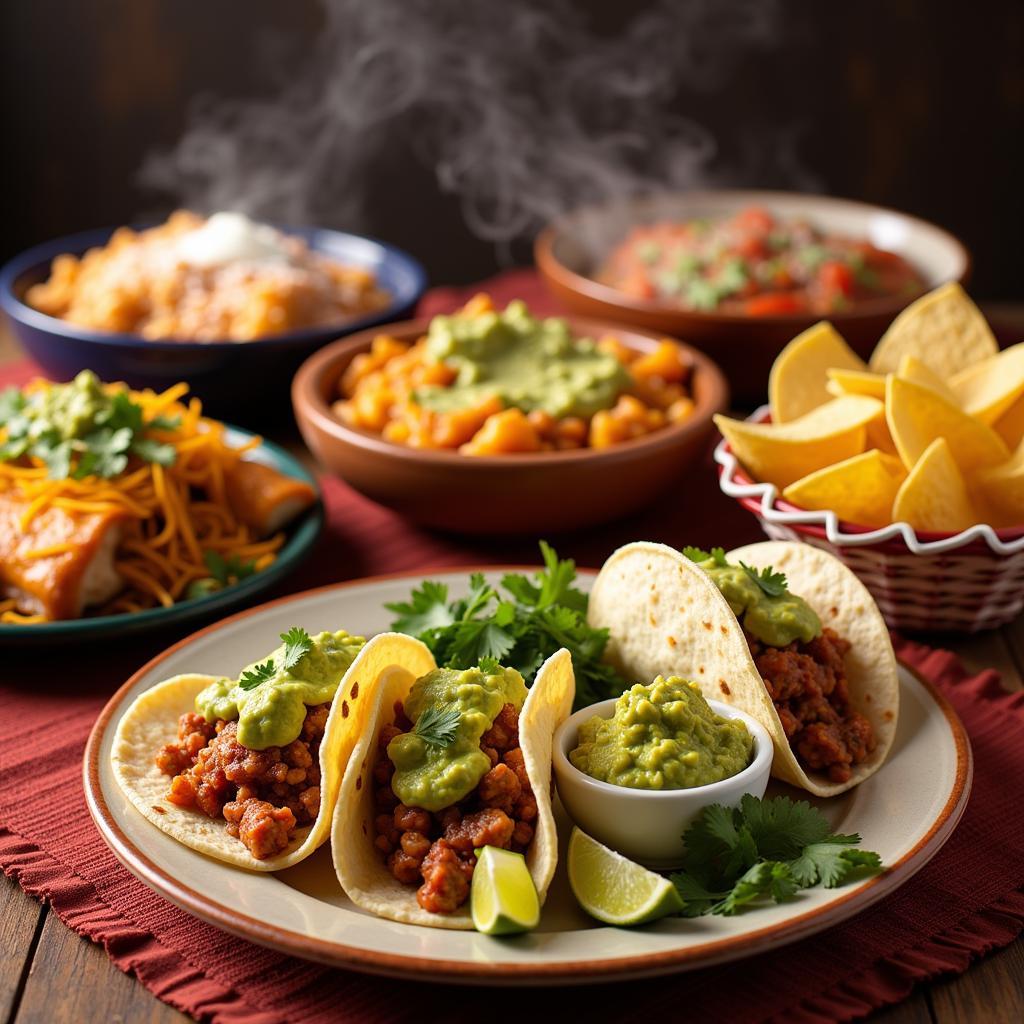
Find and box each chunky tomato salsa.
[598,206,926,316]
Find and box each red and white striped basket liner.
[715,406,1024,633]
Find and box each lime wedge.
[471,846,541,935]
[567,827,684,927]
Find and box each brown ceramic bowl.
[535,190,970,404]
[291,316,728,534]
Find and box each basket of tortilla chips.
[713,282,1024,632]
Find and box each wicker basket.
[715,407,1024,633]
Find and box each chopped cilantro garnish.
[413,704,462,748]
[280,626,314,673]
[669,795,882,917]
[0,372,179,479]
[203,550,257,588]
[715,258,749,296]
[239,660,276,691]
[386,542,624,710]
[797,244,827,271]
[740,561,788,597]
[636,241,663,265]
[682,546,727,567]
[686,278,721,311]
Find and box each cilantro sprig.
[413,704,462,748]
[669,795,882,917]
[740,562,788,598]
[681,546,727,567]
[386,542,624,710]
[0,371,178,480]
[236,627,315,692]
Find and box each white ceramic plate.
[85,569,973,985]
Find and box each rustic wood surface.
[0,320,1021,1024]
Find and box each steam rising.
[141,0,789,244]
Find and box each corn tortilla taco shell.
[332,648,575,929]
[587,541,899,797]
[111,632,434,871]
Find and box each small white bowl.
[553,697,773,869]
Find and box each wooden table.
[1,325,1022,1024]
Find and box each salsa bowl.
[535,190,969,403]
[0,225,426,424]
[291,316,728,534]
[552,697,773,869]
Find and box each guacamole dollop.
[570,676,753,790]
[414,299,631,419]
[699,557,821,647]
[388,664,528,813]
[195,629,365,749]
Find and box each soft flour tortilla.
[112,632,435,871]
[332,648,575,929]
[587,541,899,797]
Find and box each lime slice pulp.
[471,846,541,935]
[567,827,684,927]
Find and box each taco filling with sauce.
[692,552,874,784]
[372,662,537,914]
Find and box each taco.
[112,628,434,870]
[587,541,899,797]
[332,649,575,928]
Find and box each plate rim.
[83,569,974,985]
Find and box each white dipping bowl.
[553,697,773,869]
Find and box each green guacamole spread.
[195,630,365,750]
[414,299,631,419]
[33,370,109,439]
[388,664,528,813]
[570,676,753,790]
[698,557,821,647]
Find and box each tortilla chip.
[950,342,1024,425]
[892,437,977,533]
[782,449,906,527]
[769,322,866,424]
[886,376,1008,472]
[976,441,1024,527]
[896,354,957,404]
[586,541,899,798]
[995,392,1024,449]
[331,649,575,929]
[825,367,886,400]
[869,282,998,376]
[715,395,882,490]
[111,633,435,871]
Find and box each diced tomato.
[617,269,656,301]
[735,235,768,261]
[744,293,806,316]
[734,207,775,235]
[818,261,855,298]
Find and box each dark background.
[2,0,1022,298]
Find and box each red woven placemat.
[1,273,1023,1024]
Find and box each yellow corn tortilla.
[587,541,899,798]
[332,648,575,929]
[112,632,434,871]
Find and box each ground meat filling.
[747,627,875,784]
[155,703,328,860]
[373,701,537,914]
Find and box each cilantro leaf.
[146,414,182,432]
[203,550,257,588]
[280,626,313,673]
[0,387,26,424]
[131,437,177,467]
[385,581,456,635]
[740,562,788,597]
[386,542,624,711]
[413,704,461,747]
[477,656,502,675]
[682,545,728,567]
[239,660,276,691]
[672,796,882,917]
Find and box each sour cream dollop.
[176,212,292,268]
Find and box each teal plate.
[0,428,323,645]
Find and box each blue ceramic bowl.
[0,225,427,424]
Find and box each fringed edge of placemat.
[0,825,282,1024]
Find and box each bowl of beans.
[535,190,969,403]
[291,294,728,534]
[0,212,426,424]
